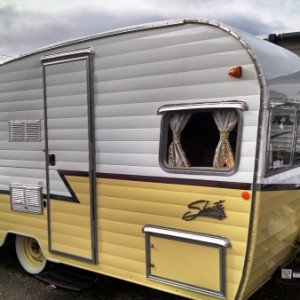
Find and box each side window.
[268,110,296,171]
[161,109,239,173]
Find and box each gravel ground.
[1,238,300,300]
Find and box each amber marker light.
[228,66,242,78]
[241,191,251,200]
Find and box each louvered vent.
[10,184,43,214]
[9,121,24,142]
[25,120,41,141]
[9,120,41,142]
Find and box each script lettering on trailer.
[182,200,226,221]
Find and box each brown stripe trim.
[57,169,252,190]
[0,190,10,195]
[0,173,255,199]
[58,170,89,177]
[0,172,252,200]
[0,190,74,202]
[0,189,78,202]
[54,170,80,203]
[98,173,252,189]
[49,193,79,202]
[258,183,300,191]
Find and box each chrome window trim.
[265,107,300,177]
[41,47,94,64]
[143,225,230,299]
[158,100,248,114]
[158,101,245,176]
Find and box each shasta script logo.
[182,200,226,221]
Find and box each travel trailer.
[1,18,300,300]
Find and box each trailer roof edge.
[0,18,263,66]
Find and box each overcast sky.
[1,0,300,60]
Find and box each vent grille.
[25,120,41,141]
[11,187,26,205]
[9,121,24,142]
[9,120,41,142]
[25,189,41,206]
[10,184,43,214]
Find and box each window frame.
[158,101,247,176]
[266,106,300,176]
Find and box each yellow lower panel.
[0,194,48,250]
[49,175,92,259]
[240,189,300,299]
[1,177,252,300]
[150,236,220,292]
[95,178,252,300]
[41,177,251,300]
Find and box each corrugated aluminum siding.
[91,24,260,184]
[0,21,261,300]
[0,55,44,191]
[0,23,260,194]
[44,59,90,196]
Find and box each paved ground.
[1,238,300,300]
[0,238,184,300]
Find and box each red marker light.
[228,66,242,78]
[241,191,251,200]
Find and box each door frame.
[41,48,97,264]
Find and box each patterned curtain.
[168,113,191,168]
[213,110,238,169]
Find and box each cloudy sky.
[1,0,300,60]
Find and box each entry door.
[42,49,96,263]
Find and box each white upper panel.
[2,19,300,191]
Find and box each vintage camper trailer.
[1,18,300,300]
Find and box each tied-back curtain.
[213,110,238,169]
[168,113,191,167]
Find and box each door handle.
[49,154,56,166]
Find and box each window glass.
[268,110,295,170]
[163,109,238,172]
